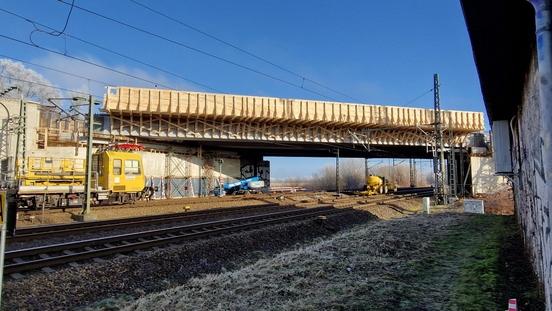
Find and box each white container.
[464,199,485,214]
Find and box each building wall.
[0,100,41,182]
[511,56,552,306]
[470,156,509,194]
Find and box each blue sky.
[0,0,484,179]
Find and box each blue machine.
[222,176,265,195]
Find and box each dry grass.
[110,213,543,311]
[117,214,463,311]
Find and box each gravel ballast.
[3,209,377,310]
[7,205,298,251]
[116,213,543,311]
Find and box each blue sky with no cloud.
[0,0,484,178]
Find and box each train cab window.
[124,160,140,175]
[113,159,122,175]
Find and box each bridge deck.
[104,87,483,133]
[102,86,484,147]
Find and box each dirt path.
[114,213,544,311]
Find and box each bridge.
[99,86,484,158]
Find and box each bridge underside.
[101,112,468,159]
[136,136,436,158]
[99,86,483,159]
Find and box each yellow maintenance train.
[17,144,153,209]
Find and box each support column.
[335,148,340,194]
[409,158,416,187]
[365,158,369,179]
[459,144,465,196]
[198,145,203,197]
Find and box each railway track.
[22,194,264,215]
[5,191,433,276]
[393,187,434,195]
[10,203,292,243]
[20,191,326,216]
[4,206,347,275]
[14,191,433,242]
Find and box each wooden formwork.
[104,87,484,133]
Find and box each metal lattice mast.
[448,128,457,198]
[0,119,8,184]
[14,95,26,181]
[433,74,446,204]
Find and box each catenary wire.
[0,33,174,89]
[0,73,103,98]
[0,54,112,86]
[127,0,363,102]
[0,7,227,93]
[404,88,433,106]
[56,0,339,101]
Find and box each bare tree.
[0,59,60,102]
[311,165,336,190]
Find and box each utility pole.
[83,95,94,215]
[433,73,447,204]
[335,148,340,194]
[73,95,96,221]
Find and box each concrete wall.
[161,152,240,181]
[511,56,552,305]
[0,100,41,181]
[470,156,509,194]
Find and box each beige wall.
[470,156,509,194]
[0,100,41,180]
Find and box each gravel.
[17,198,269,227]
[7,205,298,251]
[2,209,377,310]
[119,213,469,311]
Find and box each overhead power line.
[30,0,74,41]
[128,0,362,102]
[0,73,102,98]
[0,33,174,89]
[0,8,222,92]
[56,0,339,101]
[404,88,433,106]
[0,54,112,86]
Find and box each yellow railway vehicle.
[358,175,397,195]
[17,144,153,208]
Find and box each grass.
[413,215,544,311]
[90,213,544,311]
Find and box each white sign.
[464,199,485,214]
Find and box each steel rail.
[4,206,341,274]
[11,204,286,241]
